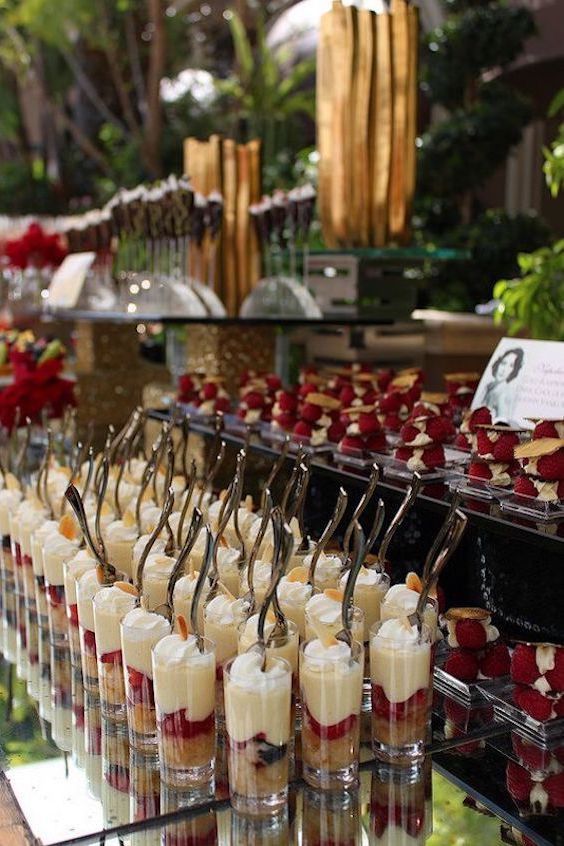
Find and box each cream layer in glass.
[238,615,299,676]
[305,592,364,644]
[277,571,313,639]
[304,551,342,592]
[93,586,138,719]
[105,519,138,580]
[141,553,176,611]
[339,567,390,641]
[380,585,438,638]
[43,529,81,641]
[64,549,97,663]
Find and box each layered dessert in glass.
[204,592,246,718]
[224,651,292,814]
[370,759,426,845]
[0,481,23,662]
[370,619,432,764]
[121,606,171,750]
[43,516,81,643]
[238,616,299,685]
[77,568,104,691]
[105,511,139,581]
[304,550,342,593]
[31,517,58,632]
[93,584,138,721]
[277,566,313,639]
[380,581,438,640]
[153,632,216,787]
[303,784,360,845]
[305,590,364,644]
[84,688,103,800]
[141,553,176,611]
[300,637,363,788]
[64,549,97,667]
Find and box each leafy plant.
[543,89,564,198]
[494,242,564,340]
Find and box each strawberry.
[511,644,540,686]
[513,685,556,722]
[479,642,510,678]
[506,760,532,803]
[293,420,312,438]
[536,449,564,481]
[545,772,564,808]
[533,420,564,440]
[426,416,455,442]
[445,649,479,681]
[514,474,540,498]
[301,402,322,423]
[214,396,230,413]
[546,650,564,693]
[476,429,520,462]
[455,619,487,650]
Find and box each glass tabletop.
[1,656,561,846]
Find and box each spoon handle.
[65,483,105,568]
[257,508,286,647]
[415,509,467,622]
[343,464,379,556]
[167,507,203,611]
[246,489,273,600]
[365,497,386,555]
[308,487,348,586]
[176,459,197,548]
[262,437,289,511]
[341,521,366,640]
[378,471,423,565]
[136,486,175,592]
[191,526,214,650]
[422,490,462,584]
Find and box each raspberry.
[399,423,427,445]
[444,649,479,681]
[201,382,217,400]
[339,435,365,453]
[511,732,552,772]
[365,432,387,452]
[533,420,563,440]
[272,412,296,431]
[327,421,346,443]
[476,429,520,462]
[339,385,356,407]
[454,433,472,450]
[301,402,322,423]
[479,642,510,678]
[537,449,564,481]
[513,685,555,722]
[506,760,532,803]
[511,644,539,686]
[265,374,281,391]
[395,444,445,469]
[277,391,298,412]
[426,416,455,442]
[358,413,381,435]
[546,650,564,693]
[467,407,492,432]
[514,474,540,498]
[379,392,403,414]
[293,420,312,438]
[468,459,493,481]
[443,697,469,726]
[545,772,564,808]
[243,391,265,410]
[455,619,487,650]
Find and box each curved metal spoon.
[255,508,287,667]
[365,497,386,559]
[162,439,176,556]
[412,509,467,632]
[268,514,295,644]
[60,440,83,517]
[176,459,197,549]
[378,471,423,567]
[262,436,290,511]
[136,486,175,594]
[336,521,366,649]
[421,490,462,585]
[65,483,109,572]
[190,525,214,653]
[197,439,226,510]
[159,507,204,621]
[231,449,248,563]
[240,489,273,616]
[308,487,348,587]
[94,447,110,565]
[342,464,380,557]
[42,429,55,520]
[81,446,95,500]
[135,447,158,535]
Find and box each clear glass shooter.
[153,634,216,788]
[300,639,364,789]
[369,759,427,844]
[50,640,73,753]
[121,608,171,751]
[303,784,360,844]
[223,653,292,815]
[237,618,299,692]
[77,569,102,692]
[93,587,137,722]
[304,601,365,644]
[380,594,438,640]
[370,621,432,765]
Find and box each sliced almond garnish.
[5,472,20,492]
[406,572,423,593]
[324,588,344,603]
[309,616,339,648]
[390,374,418,389]
[177,614,189,640]
[342,404,376,415]
[515,438,564,460]
[219,534,228,548]
[96,564,106,585]
[444,372,479,381]
[287,566,309,584]
[354,372,377,383]
[266,610,276,624]
[306,392,341,410]
[100,501,112,516]
[141,489,153,502]
[244,494,254,512]
[123,509,136,528]
[420,391,448,403]
[474,424,527,433]
[59,513,78,541]
[114,581,139,596]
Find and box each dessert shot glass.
[93,585,138,722]
[43,527,80,643]
[238,617,299,693]
[224,652,292,815]
[160,783,217,846]
[121,607,171,751]
[370,620,432,765]
[64,551,96,667]
[153,633,216,788]
[77,569,102,692]
[304,594,365,644]
[129,748,161,828]
[300,638,364,789]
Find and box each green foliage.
[543,89,564,198]
[428,772,500,845]
[0,663,58,766]
[0,160,63,214]
[424,5,535,109]
[421,210,550,312]
[418,82,531,197]
[494,240,564,340]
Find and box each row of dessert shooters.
[0,408,467,815]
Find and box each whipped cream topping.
[244,560,272,595]
[536,645,556,675]
[153,632,213,667]
[304,638,352,663]
[340,566,387,589]
[382,584,419,613]
[530,783,550,814]
[132,535,167,567]
[106,518,138,543]
[239,613,275,645]
[64,550,97,604]
[17,500,47,555]
[278,575,313,605]
[374,617,421,644]
[77,569,103,630]
[304,551,341,588]
[217,546,241,576]
[94,585,138,615]
[228,651,288,688]
[31,519,59,575]
[0,489,23,533]
[143,553,176,578]
[43,530,81,585]
[93,586,138,655]
[306,592,342,626]
[121,607,170,676]
[173,572,199,601]
[204,593,238,626]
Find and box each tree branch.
[143,0,166,177]
[62,47,129,136]
[50,100,113,176]
[124,8,147,119]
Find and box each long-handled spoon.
[342,464,380,558]
[377,471,423,567]
[135,486,175,593]
[336,521,366,649]
[240,489,273,616]
[307,487,348,587]
[156,507,204,621]
[190,525,214,653]
[421,490,463,586]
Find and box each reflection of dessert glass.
[24,603,40,701]
[160,783,217,846]
[102,721,131,828]
[277,567,313,639]
[71,662,86,769]
[129,748,161,837]
[64,550,96,667]
[370,760,426,845]
[93,585,138,721]
[31,519,58,631]
[305,591,364,644]
[84,689,103,800]
[370,620,432,764]
[77,569,103,691]
[153,634,216,787]
[121,607,171,750]
[303,784,360,845]
[340,567,390,642]
[9,509,29,681]
[224,652,292,815]
[38,623,52,721]
[231,807,289,845]
[300,638,363,788]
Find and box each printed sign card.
[48,252,96,308]
[472,337,564,427]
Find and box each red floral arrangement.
[3,223,67,269]
[0,331,76,431]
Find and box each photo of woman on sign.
[476,346,525,421]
